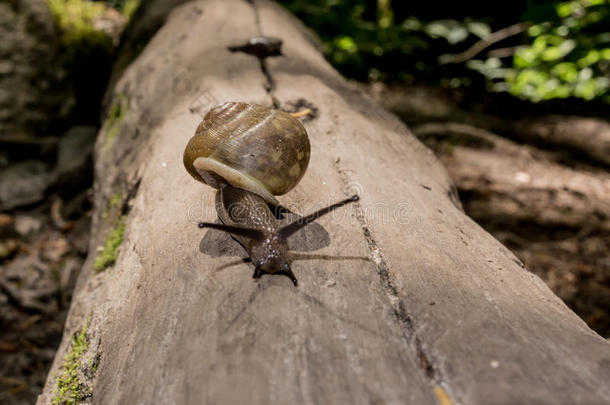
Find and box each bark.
[38,1,610,405]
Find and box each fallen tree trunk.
[38,1,610,404]
[367,84,610,168]
[413,122,610,232]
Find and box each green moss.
[122,0,140,19]
[103,95,127,148]
[109,192,123,207]
[102,192,123,220]
[52,319,92,405]
[89,354,100,374]
[46,0,112,51]
[93,217,125,272]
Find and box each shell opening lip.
[193,157,279,205]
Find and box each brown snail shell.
[184,102,310,205]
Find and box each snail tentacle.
[197,222,265,242]
[278,195,359,239]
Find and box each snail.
[184,102,358,285]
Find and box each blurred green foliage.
[47,0,138,50]
[279,0,610,103]
[279,0,481,84]
[507,0,610,102]
[47,0,113,57]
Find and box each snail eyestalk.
[197,222,265,241]
[278,195,359,239]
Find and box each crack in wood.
[237,1,453,399]
[244,0,263,35]
[334,162,457,402]
[245,0,281,108]
[258,58,280,108]
[121,177,141,215]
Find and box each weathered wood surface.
[38,1,610,404]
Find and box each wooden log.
[413,122,610,231]
[38,1,610,404]
[367,84,610,167]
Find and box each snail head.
[198,194,359,286]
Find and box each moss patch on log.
[93,217,125,272]
[51,319,92,405]
[103,94,127,149]
[109,192,123,207]
[102,192,123,220]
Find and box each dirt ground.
[1,192,91,404]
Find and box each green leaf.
[335,36,358,53]
[467,22,491,39]
[528,24,543,37]
[447,26,469,44]
[514,48,538,67]
[556,1,578,18]
[542,46,562,61]
[425,22,449,39]
[551,62,578,82]
[577,49,601,67]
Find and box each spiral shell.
[183,102,311,205]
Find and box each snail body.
[216,185,289,278]
[184,102,357,285]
